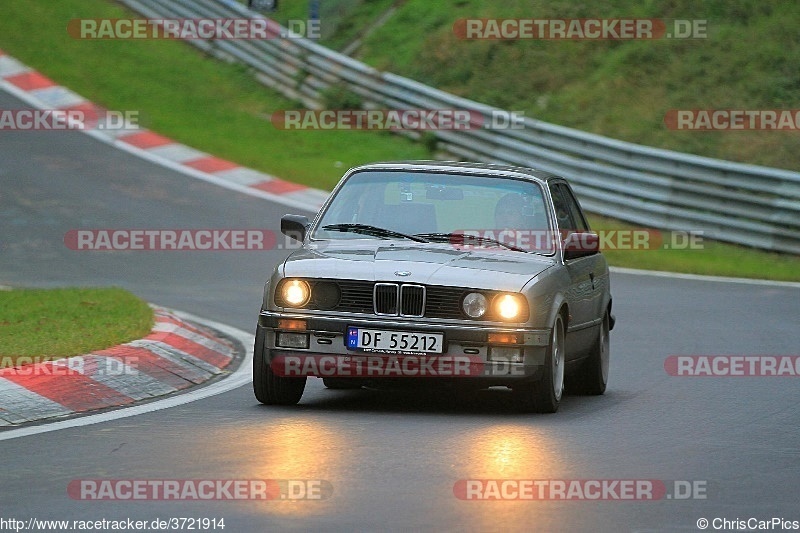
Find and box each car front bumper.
[257,310,552,385]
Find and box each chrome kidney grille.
[374,283,425,317]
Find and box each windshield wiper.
[321,223,429,243]
[413,232,526,252]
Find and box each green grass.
[588,215,800,281]
[0,1,427,190]
[348,0,800,171]
[249,0,397,50]
[0,2,798,281]
[0,288,154,365]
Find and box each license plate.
[346,327,444,354]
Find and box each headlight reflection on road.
[222,419,343,516]
[452,425,565,530]
[253,420,340,477]
[465,425,559,478]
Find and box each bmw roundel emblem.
[394,271,412,277]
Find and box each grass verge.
[588,215,800,281]
[0,287,153,365]
[349,0,800,171]
[0,0,427,190]
[0,2,797,280]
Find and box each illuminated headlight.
[462,292,487,318]
[282,279,310,307]
[494,293,526,321]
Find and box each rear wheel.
[514,313,565,413]
[253,328,306,405]
[569,311,609,395]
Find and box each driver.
[494,193,529,229]
[494,192,554,251]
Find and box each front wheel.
[253,329,306,405]
[568,311,609,395]
[513,313,565,413]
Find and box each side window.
[549,183,579,233]
[557,184,589,232]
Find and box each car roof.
[347,160,563,183]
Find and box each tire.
[568,311,610,395]
[322,378,364,390]
[253,328,306,405]
[514,313,565,413]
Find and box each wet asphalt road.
[1,90,799,532]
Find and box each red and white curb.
[0,307,239,427]
[0,49,329,213]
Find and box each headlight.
[281,279,310,307]
[494,293,526,320]
[313,282,341,310]
[462,292,487,318]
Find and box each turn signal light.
[278,319,307,330]
[488,333,522,344]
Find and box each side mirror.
[563,231,599,260]
[281,214,309,242]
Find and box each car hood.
[282,241,555,292]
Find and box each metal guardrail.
[119,0,800,253]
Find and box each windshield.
[313,170,554,254]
